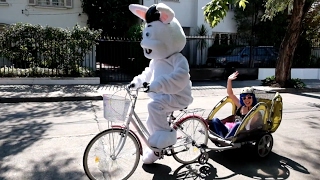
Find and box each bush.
[287,78,306,89]
[261,76,306,89]
[0,23,101,77]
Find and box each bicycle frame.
[109,86,206,156]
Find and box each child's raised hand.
[228,71,239,81]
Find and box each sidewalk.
[0,79,319,103]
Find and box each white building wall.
[143,0,237,34]
[0,0,87,29]
[258,68,320,80]
[143,0,198,29]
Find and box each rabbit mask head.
[129,3,186,59]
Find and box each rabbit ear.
[156,3,175,24]
[129,4,148,21]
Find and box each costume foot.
[142,148,159,164]
[148,129,177,149]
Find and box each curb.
[0,96,103,103]
[0,87,319,103]
[265,88,320,93]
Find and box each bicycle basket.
[103,94,130,122]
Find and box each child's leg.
[210,118,229,137]
[225,122,241,138]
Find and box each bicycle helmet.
[239,87,257,106]
[240,87,255,94]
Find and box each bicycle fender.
[174,115,208,130]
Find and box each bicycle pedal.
[199,144,208,149]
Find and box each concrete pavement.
[1,91,320,180]
[1,79,320,180]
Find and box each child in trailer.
[208,71,262,139]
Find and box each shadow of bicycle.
[142,148,309,180]
[173,149,309,179]
[142,162,217,180]
[205,148,309,179]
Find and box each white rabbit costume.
[129,3,193,164]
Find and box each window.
[255,48,269,56]
[28,0,72,8]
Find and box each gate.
[96,38,149,83]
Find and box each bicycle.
[83,85,209,180]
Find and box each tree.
[81,0,140,37]
[194,24,209,66]
[233,0,288,47]
[203,0,316,87]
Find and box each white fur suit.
[129,3,193,164]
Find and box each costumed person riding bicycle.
[128,3,193,164]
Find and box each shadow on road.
[206,148,309,179]
[294,92,320,100]
[142,163,173,180]
[0,120,52,180]
[142,162,218,180]
[143,148,309,180]
[0,101,94,180]
[1,153,84,180]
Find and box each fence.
[95,38,150,83]
[1,36,319,81]
[185,36,320,68]
[0,39,96,78]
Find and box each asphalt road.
[1,91,320,180]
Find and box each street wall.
[258,68,320,80]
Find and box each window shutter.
[28,0,36,5]
[65,0,72,8]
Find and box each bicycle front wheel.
[83,128,140,180]
[172,116,208,164]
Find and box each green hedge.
[0,23,101,77]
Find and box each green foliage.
[261,75,276,86]
[288,78,306,89]
[203,0,229,28]
[194,24,209,50]
[305,1,320,39]
[203,0,248,27]
[233,0,288,47]
[0,23,101,77]
[126,24,144,39]
[81,0,140,37]
[261,75,306,89]
[262,0,293,21]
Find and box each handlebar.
[124,85,148,99]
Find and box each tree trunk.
[275,0,312,87]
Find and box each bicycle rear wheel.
[83,128,140,180]
[172,116,208,164]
